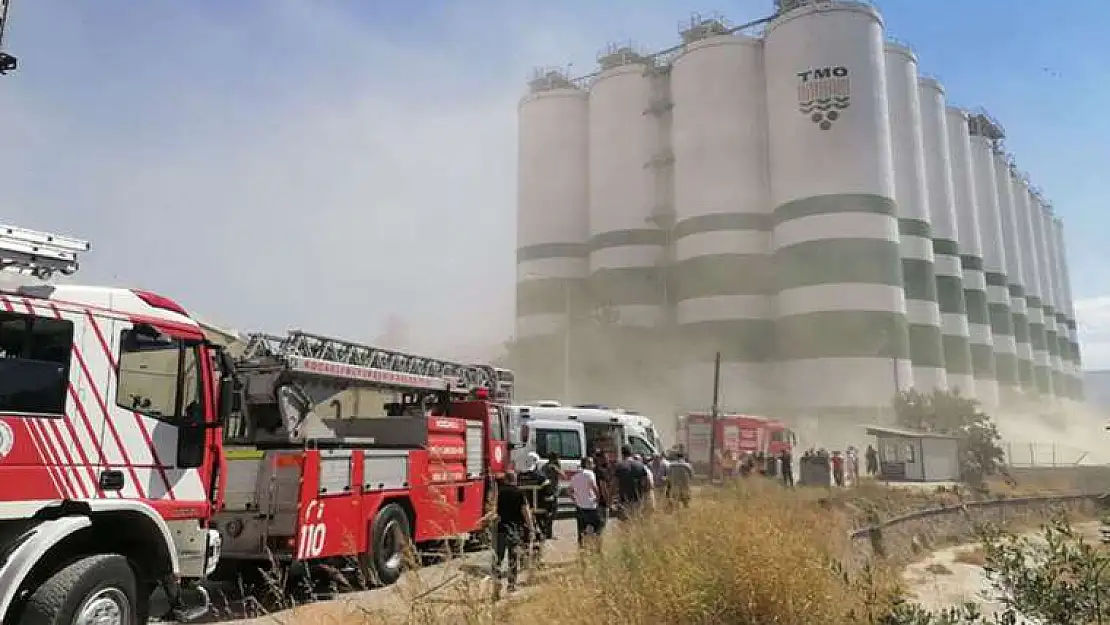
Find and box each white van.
[511,404,659,460]
[512,417,584,514]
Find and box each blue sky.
[1,0,1108,364]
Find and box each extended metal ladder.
[0,223,89,279]
[241,329,511,400]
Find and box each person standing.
[865,444,879,477]
[780,449,794,488]
[831,451,845,487]
[613,445,650,519]
[666,451,694,509]
[592,448,612,529]
[494,472,535,593]
[568,456,603,551]
[539,452,564,540]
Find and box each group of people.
[490,445,696,592]
[799,444,880,486]
[714,448,796,488]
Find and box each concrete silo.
[1033,200,1064,398]
[988,151,1021,402]
[516,71,590,392]
[1052,218,1083,400]
[1043,213,1070,398]
[945,107,997,406]
[587,48,666,349]
[885,43,946,392]
[1013,179,1050,397]
[670,26,774,413]
[967,114,1019,403]
[999,166,1034,393]
[765,1,910,428]
[918,79,974,396]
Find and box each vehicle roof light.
[131,289,188,316]
[474,387,490,400]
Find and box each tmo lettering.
[797,66,849,82]
[297,500,328,560]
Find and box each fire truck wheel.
[365,503,411,586]
[20,554,139,625]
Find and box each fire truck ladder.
[0,224,90,279]
[241,329,504,397]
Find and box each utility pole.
[707,351,721,482]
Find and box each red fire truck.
[0,225,514,624]
[678,413,796,475]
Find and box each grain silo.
[1013,179,1050,397]
[1033,200,1063,398]
[885,43,946,392]
[918,78,974,396]
[945,107,997,406]
[1052,217,1078,399]
[1052,218,1083,399]
[587,47,666,339]
[765,1,911,426]
[988,151,1022,402]
[967,114,1019,403]
[515,70,590,388]
[670,23,774,413]
[999,167,1034,393]
[1042,211,1068,398]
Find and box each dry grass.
[952,546,987,567]
[276,478,1093,625]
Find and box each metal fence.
[1003,442,1089,467]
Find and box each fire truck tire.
[365,504,411,586]
[19,554,140,625]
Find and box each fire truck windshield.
[0,310,72,415]
[117,327,204,424]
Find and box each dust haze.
[2,2,1109,457]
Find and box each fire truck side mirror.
[217,376,235,425]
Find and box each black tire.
[20,554,139,625]
[363,503,411,587]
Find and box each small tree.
[892,389,1006,487]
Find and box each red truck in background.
[0,224,516,624]
[678,413,796,476]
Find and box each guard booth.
[865,426,961,482]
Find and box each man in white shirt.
[568,456,603,550]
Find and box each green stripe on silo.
[517,242,589,262]
[902,258,939,302]
[960,255,984,272]
[964,288,990,326]
[678,319,776,363]
[671,254,773,300]
[673,213,771,238]
[588,229,667,251]
[995,352,1020,385]
[772,194,906,365]
[1009,284,1025,298]
[516,277,590,317]
[772,193,895,223]
[941,335,973,375]
[908,324,946,368]
[936,273,967,315]
[776,311,910,360]
[1013,311,1030,343]
[899,218,932,239]
[985,272,1007,288]
[775,239,903,290]
[971,344,996,380]
[933,238,960,257]
[589,267,664,307]
[989,304,1014,337]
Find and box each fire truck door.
[110,320,209,504]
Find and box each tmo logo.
[796,66,850,82]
